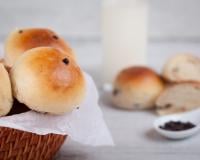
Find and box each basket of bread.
[0,28,113,160]
[111,54,200,116]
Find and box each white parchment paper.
[0,73,114,146]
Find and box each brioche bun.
[5,28,75,67]
[112,66,164,110]
[156,82,200,115]
[11,47,85,114]
[162,54,200,82]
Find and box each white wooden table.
[0,41,199,160]
[54,40,200,160]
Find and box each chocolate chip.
[76,107,79,109]
[52,35,59,39]
[164,104,172,109]
[159,121,196,131]
[112,89,119,96]
[62,58,69,65]
[19,30,23,34]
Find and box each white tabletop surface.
[53,41,200,160]
[53,40,200,160]
[1,41,199,160]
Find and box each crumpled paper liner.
[0,73,114,146]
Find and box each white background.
[1,1,200,159]
[0,0,200,40]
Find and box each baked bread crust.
[112,66,164,109]
[11,47,85,114]
[5,28,75,67]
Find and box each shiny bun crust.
[0,63,13,116]
[112,66,164,109]
[11,47,86,114]
[5,28,75,67]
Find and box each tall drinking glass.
[102,0,148,84]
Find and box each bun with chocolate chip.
[10,47,85,114]
[112,66,164,110]
[5,28,75,67]
[156,82,200,115]
[162,54,200,83]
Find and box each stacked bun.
[162,54,200,82]
[5,28,75,67]
[156,82,200,115]
[156,54,200,115]
[111,54,200,115]
[0,28,86,116]
[11,47,85,114]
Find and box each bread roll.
[162,54,200,82]
[156,83,200,115]
[11,47,86,114]
[112,66,164,110]
[0,63,13,116]
[5,28,75,67]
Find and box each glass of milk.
[101,0,148,84]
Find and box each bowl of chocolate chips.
[154,109,200,139]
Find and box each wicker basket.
[0,127,66,160]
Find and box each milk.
[101,0,148,83]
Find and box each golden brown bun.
[112,66,164,109]
[0,63,13,116]
[11,47,86,114]
[5,28,75,67]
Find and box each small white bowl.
[154,109,200,139]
